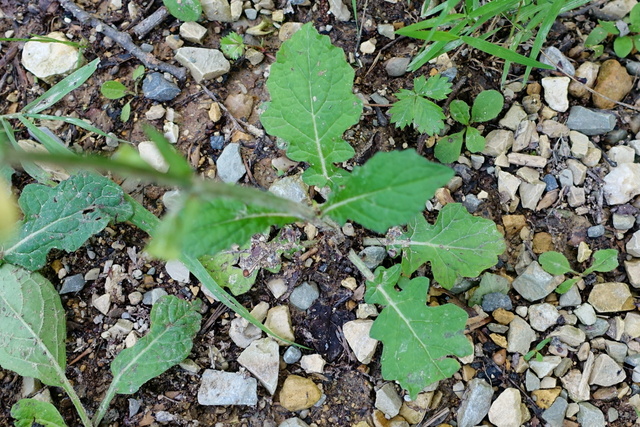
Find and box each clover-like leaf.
[11,399,67,427]
[109,296,202,394]
[539,251,573,275]
[365,265,472,399]
[220,32,245,60]
[1,172,133,270]
[261,23,362,187]
[584,249,619,275]
[0,264,66,387]
[395,203,506,287]
[322,150,453,233]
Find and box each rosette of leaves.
[100,65,145,122]
[434,89,504,163]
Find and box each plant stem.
[92,383,118,426]
[348,249,375,282]
[60,377,93,427]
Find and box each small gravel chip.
[60,274,86,294]
[283,346,302,364]
[142,288,168,305]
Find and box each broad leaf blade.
[584,249,619,274]
[100,81,128,100]
[11,399,67,427]
[390,76,451,135]
[539,251,573,275]
[465,126,485,152]
[555,277,579,294]
[262,23,361,187]
[449,100,470,125]
[200,248,258,296]
[322,150,453,233]
[396,203,505,287]
[2,172,134,270]
[366,265,472,399]
[0,264,66,387]
[471,90,504,123]
[434,131,464,163]
[163,0,202,21]
[110,296,202,394]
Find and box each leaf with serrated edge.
[11,399,67,427]
[2,172,133,270]
[261,23,361,187]
[396,203,505,287]
[0,264,66,387]
[539,251,574,275]
[366,265,472,399]
[322,150,453,233]
[110,296,202,394]
[390,77,450,135]
[584,249,618,274]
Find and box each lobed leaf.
[1,172,133,270]
[0,264,66,387]
[220,32,245,60]
[261,23,362,187]
[11,399,67,427]
[109,296,202,394]
[396,203,505,287]
[538,251,573,275]
[365,265,472,399]
[413,74,452,100]
[390,75,451,136]
[322,150,453,233]
[584,249,619,275]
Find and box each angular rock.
[549,325,586,347]
[279,375,322,411]
[603,163,640,205]
[528,303,560,331]
[624,312,640,338]
[593,59,633,109]
[539,47,575,76]
[375,383,402,418]
[593,0,638,20]
[197,369,257,405]
[179,21,207,44]
[201,0,233,22]
[175,47,230,83]
[574,304,597,326]
[300,354,326,374]
[541,77,570,112]
[577,402,606,427]
[289,281,320,311]
[542,396,568,427]
[457,378,493,427]
[627,230,640,257]
[561,352,594,402]
[488,388,524,427]
[269,175,311,205]
[589,353,625,386]
[625,259,640,288]
[216,142,245,183]
[283,346,302,364]
[483,130,514,156]
[529,356,562,378]
[165,259,190,283]
[142,72,181,102]
[507,316,536,355]
[588,282,635,313]
[499,104,527,131]
[237,337,280,394]
[569,62,600,99]
[142,288,167,305]
[328,0,350,21]
[343,319,378,364]
[512,261,558,301]
[60,274,86,294]
[22,32,82,81]
[566,106,617,136]
[265,305,295,345]
[138,141,169,172]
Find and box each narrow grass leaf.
[460,35,554,69]
[143,124,192,179]
[0,264,66,387]
[11,399,67,427]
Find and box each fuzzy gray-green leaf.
[0,264,66,387]
[1,172,133,270]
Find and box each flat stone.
[497,170,521,201]
[539,47,575,76]
[359,246,387,270]
[22,32,81,81]
[279,418,309,427]
[549,325,586,347]
[532,388,561,409]
[579,318,610,339]
[216,142,245,183]
[519,180,546,210]
[197,369,257,405]
[569,131,589,159]
[566,106,617,136]
[457,378,493,427]
[499,103,527,131]
[513,120,536,151]
[542,396,568,427]
[589,353,625,386]
[265,305,295,345]
[300,354,326,374]
[567,186,586,207]
[375,383,403,418]
[588,282,635,313]
[483,130,514,156]
[607,145,636,165]
[328,0,350,21]
[60,274,86,294]
[279,375,322,411]
[529,356,562,378]
[525,369,540,391]
[165,259,190,283]
[245,48,264,65]
[574,304,597,326]
[541,77,570,112]
[593,0,638,19]
[237,338,279,394]
[224,93,254,120]
[377,23,396,39]
[624,312,640,338]
[269,175,310,204]
[567,159,587,185]
[142,72,181,102]
[559,284,582,307]
[179,21,207,44]
[569,62,600,99]
[603,163,640,205]
[488,388,524,427]
[343,319,378,364]
[385,57,410,77]
[577,402,606,427]
[593,59,633,110]
[528,303,559,331]
[175,47,230,83]
[512,261,558,302]
[201,0,233,22]
[289,281,319,311]
[508,153,547,168]
[507,316,536,355]
[539,120,570,138]
[625,259,640,288]
[561,353,594,402]
[482,292,512,312]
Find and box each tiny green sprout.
[524,337,551,362]
[100,66,146,122]
[220,32,246,60]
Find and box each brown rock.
[224,93,254,120]
[502,215,527,237]
[279,375,322,411]
[593,60,633,109]
[372,410,410,427]
[493,308,515,325]
[588,282,635,313]
[532,388,561,409]
[532,232,553,254]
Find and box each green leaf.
[465,126,485,152]
[109,296,202,394]
[261,23,362,187]
[100,81,128,100]
[132,65,145,81]
[200,249,259,296]
[322,150,453,233]
[413,74,452,100]
[1,172,133,270]
[220,32,245,60]
[162,0,202,21]
[396,203,506,287]
[468,273,510,307]
[449,100,470,125]
[555,277,579,294]
[0,264,66,387]
[120,100,131,122]
[471,90,504,123]
[22,58,99,114]
[599,20,619,35]
[614,36,634,57]
[434,131,464,163]
[631,3,640,26]
[365,265,472,399]
[143,124,192,179]
[538,251,573,275]
[11,399,67,427]
[584,249,619,275]
[389,76,451,135]
[459,35,554,69]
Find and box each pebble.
[289,281,319,311]
[356,303,379,319]
[359,246,387,270]
[522,94,542,113]
[481,292,512,312]
[483,130,514,156]
[567,186,586,207]
[525,370,540,391]
[541,77,570,112]
[528,303,559,331]
[279,375,322,411]
[588,282,635,312]
[539,47,575,75]
[530,356,562,378]
[513,120,536,152]
[519,180,546,210]
[343,319,378,364]
[265,306,295,344]
[558,284,582,307]
[197,369,257,405]
[587,225,605,238]
[566,106,617,136]
[593,59,633,109]
[216,142,245,183]
[145,104,166,120]
[488,388,525,427]
[377,23,396,39]
[175,47,230,83]
[507,316,536,355]
[60,274,86,294]
[626,259,640,288]
[385,57,410,77]
[138,141,169,173]
[267,278,288,299]
[328,0,351,21]
[21,32,81,81]
[142,72,181,102]
[283,346,302,364]
[225,93,254,120]
[497,170,521,201]
[229,315,262,348]
[300,354,325,374]
[589,354,626,386]
[577,402,605,427]
[580,318,610,339]
[270,175,310,204]
[512,261,558,301]
[549,325,586,347]
[625,312,640,338]
[508,153,547,168]
[201,0,234,21]
[567,160,587,185]
[568,61,599,99]
[499,104,527,131]
[179,21,207,44]
[603,163,640,205]
[375,383,403,418]
[628,230,640,256]
[542,396,568,427]
[142,288,167,305]
[237,337,280,394]
[359,39,376,54]
[456,378,493,427]
[165,259,190,283]
[574,304,597,326]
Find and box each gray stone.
[593,0,638,20]
[627,60,640,76]
[209,134,225,150]
[579,318,610,339]
[499,104,527,131]
[385,57,410,77]
[628,230,640,257]
[289,281,319,311]
[566,106,617,136]
[587,225,605,238]
[197,369,258,405]
[558,169,574,188]
[179,21,207,44]
[577,402,606,427]
[542,396,568,427]
[175,47,230,83]
[519,180,546,210]
[512,261,557,302]
[283,346,302,364]
[142,72,180,102]
[549,325,586,347]
[528,303,560,331]
[269,175,310,204]
[525,369,540,391]
[483,130,514,156]
[589,353,625,386]
[375,383,402,418]
[279,418,309,427]
[217,143,245,183]
[201,0,233,22]
[343,319,378,364]
[60,274,86,294]
[529,356,562,378]
[481,292,512,312]
[497,170,521,201]
[574,304,597,326]
[457,378,494,427]
[359,246,386,270]
[543,174,558,191]
[142,288,168,305]
[558,284,582,307]
[613,213,635,231]
[507,316,536,355]
[567,186,586,207]
[605,340,628,363]
[165,259,190,283]
[21,32,82,81]
[237,337,280,394]
[539,47,575,76]
[462,194,482,213]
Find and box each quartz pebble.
[198,370,257,405]
[541,77,570,112]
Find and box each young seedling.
[435,89,504,163]
[100,65,145,122]
[524,337,551,362]
[220,32,246,59]
[585,4,640,58]
[538,248,619,294]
